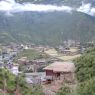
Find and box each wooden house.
[43,61,75,83]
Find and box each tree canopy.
[0,68,44,95]
[57,48,95,95]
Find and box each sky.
[0,0,95,16]
[0,0,72,12]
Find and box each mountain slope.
[16,0,95,7]
[0,11,95,45]
[0,0,95,45]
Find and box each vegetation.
[1,8,95,46]
[77,78,95,95]
[0,68,44,95]
[57,48,95,95]
[75,48,95,82]
[74,48,95,95]
[15,49,49,61]
[16,0,90,7]
[15,49,49,72]
[57,86,71,95]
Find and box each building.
[60,47,80,56]
[25,72,46,84]
[18,57,28,64]
[9,64,19,75]
[43,61,75,83]
[32,59,47,65]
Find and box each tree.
[77,78,95,95]
[74,48,95,82]
[57,48,95,95]
[74,48,95,95]
[57,86,71,95]
[0,68,44,95]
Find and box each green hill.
[0,0,95,46]
[16,0,91,7]
[0,11,95,46]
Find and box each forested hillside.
[16,0,82,6]
[0,11,95,45]
[16,0,93,7]
[0,68,43,95]
[57,48,95,95]
[0,0,95,45]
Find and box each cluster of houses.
[0,40,94,95]
[0,43,52,76]
[18,57,47,72]
[24,61,75,85]
[57,40,81,56]
[0,41,91,86]
[0,43,76,85]
[0,43,24,75]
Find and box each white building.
[10,65,19,75]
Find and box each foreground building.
[43,61,75,83]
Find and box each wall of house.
[64,72,75,83]
[46,70,54,76]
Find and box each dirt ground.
[44,49,81,61]
[42,77,65,95]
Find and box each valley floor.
[44,48,81,61]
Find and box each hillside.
[0,11,95,45]
[57,48,95,95]
[16,0,82,6]
[0,0,95,45]
[16,0,94,7]
[0,68,44,95]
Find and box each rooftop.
[43,61,75,73]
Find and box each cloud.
[0,0,72,14]
[77,3,95,16]
[1,0,95,17]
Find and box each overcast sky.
[0,0,95,16]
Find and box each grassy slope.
[15,49,49,61]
